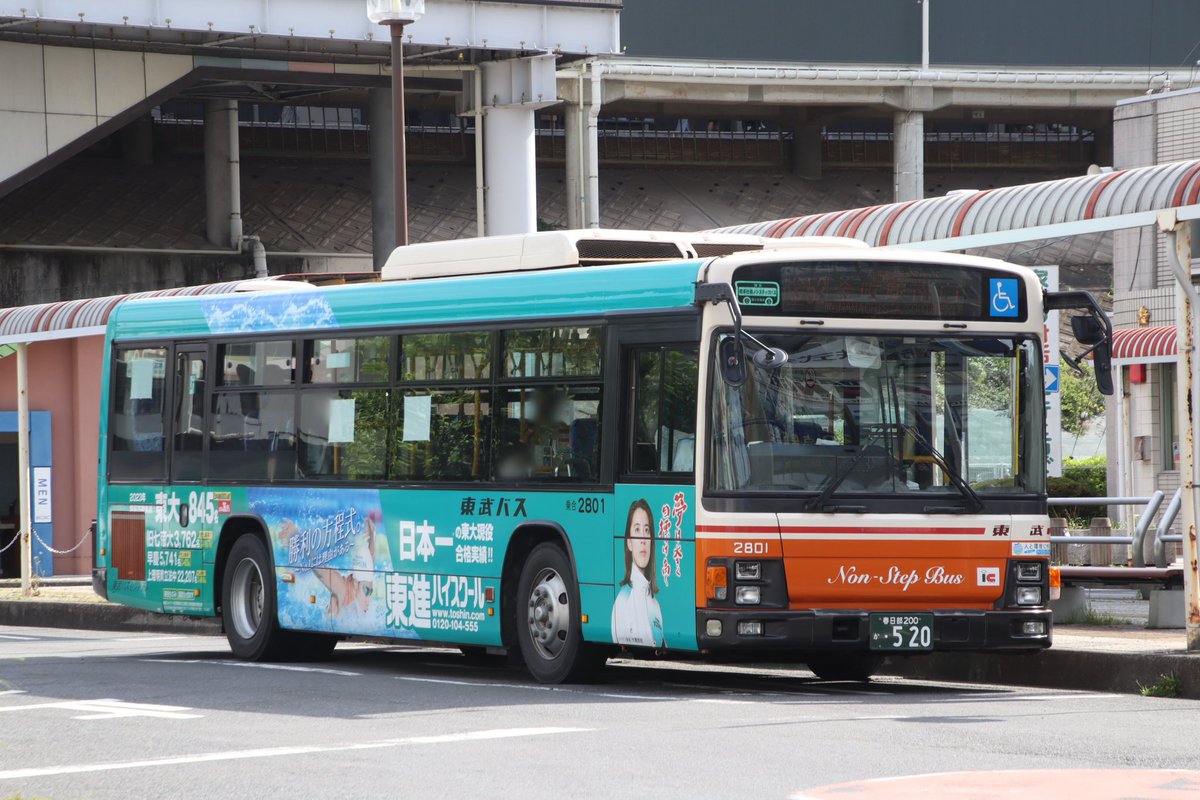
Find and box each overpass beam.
[369,88,395,268]
[481,55,557,236]
[893,109,924,202]
[204,99,242,249]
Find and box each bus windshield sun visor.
[695,282,788,387]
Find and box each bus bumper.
[695,608,1052,653]
[92,567,108,600]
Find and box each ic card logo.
[977,567,1000,586]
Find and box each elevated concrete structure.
[0,1,621,244]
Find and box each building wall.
[1110,88,1200,534]
[0,335,104,575]
[621,0,1200,67]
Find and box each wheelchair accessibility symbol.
[989,278,1020,318]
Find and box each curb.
[0,600,221,636]
[4,600,1198,699]
[880,648,1200,699]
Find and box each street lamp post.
[368,0,425,248]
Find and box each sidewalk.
[1,583,1197,698]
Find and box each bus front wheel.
[222,534,291,661]
[515,543,604,684]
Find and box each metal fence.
[1048,489,1182,568]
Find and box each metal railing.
[1048,489,1182,568]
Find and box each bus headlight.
[1016,562,1042,582]
[1016,586,1042,606]
[735,561,761,580]
[735,586,761,605]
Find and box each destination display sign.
[732,261,1029,322]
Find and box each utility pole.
[17,342,31,596]
[1160,209,1200,650]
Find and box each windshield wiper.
[804,429,887,512]
[899,423,985,513]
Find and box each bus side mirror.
[1091,339,1114,396]
[1071,315,1106,346]
[718,337,747,388]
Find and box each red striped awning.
[1111,326,1177,363]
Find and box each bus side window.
[110,346,169,482]
[628,346,698,476]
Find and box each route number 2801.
[733,541,769,555]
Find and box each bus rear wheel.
[805,653,882,682]
[515,543,605,684]
[222,534,292,661]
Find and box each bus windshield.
[709,333,1044,502]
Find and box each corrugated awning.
[709,158,1200,251]
[0,273,380,347]
[1112,326,1177,364]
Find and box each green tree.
[1060,362,1105,437]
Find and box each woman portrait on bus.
[611,499,665,647]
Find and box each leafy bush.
[1047,475,1104,527]
[1063,456,1106,502]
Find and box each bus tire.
[221,534,290,661]
[289,633,338,662]
[515,542,605,684]
[805,653,882,682]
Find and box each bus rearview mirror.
[1071,315,1105,346]
[719,337,747,388]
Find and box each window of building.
[1162,363,1179,470]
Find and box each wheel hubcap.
[527,567,570,660]
[230,556,264,641]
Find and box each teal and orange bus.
[93,230,1111,682]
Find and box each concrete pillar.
[1093,122,1114,168]
[893,109,925,202]
[483,106,537,235]
[204,100,242,249]
[792,122,823,180]
[564,102,583,230]
[369,88,396,269]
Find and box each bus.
[93,230,1112,683]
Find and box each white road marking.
[139,659,361,677]
[0,698,201,720]
[0,727,591,781]
[0,634,39,641]
[398,675,859,706]
[0,690,27,695]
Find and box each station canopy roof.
[0,273,378,349]
[712,158,1200,252]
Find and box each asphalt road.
[2,626,1199,800]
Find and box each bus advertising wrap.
[103,484,697,651]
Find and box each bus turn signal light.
[706,565,728,601]
[1049,566,1061,601]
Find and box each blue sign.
[988,278,1020,318]
[1044,364,1060,393]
